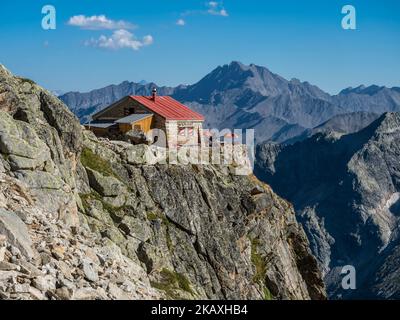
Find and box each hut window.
[124,107,135,116]
[179,127,194,137]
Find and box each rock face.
[0,209,34,259]
[0,65,326,300]
[255,113,400,299]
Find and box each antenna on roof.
[152,88,157,101]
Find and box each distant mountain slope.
[313,111,380,133]
[255,113,400,299]
[334,85,400,113]
[282,112,381,144]
[60,61,400,143]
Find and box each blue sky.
[0,0,399,94]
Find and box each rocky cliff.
[255,113,400,299]
[0,65,325,300]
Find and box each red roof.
[129,96,204,121]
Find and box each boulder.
[32,275,56,292]
[0,208,34,259]
[39,92,83,156]
[125,130,151,145]
[119,216,151,242]
[72,287,108,300]
[14,170,63,190]
[0,157,5,173]
[107,282,131,300]
[0,113,51,162]
[85,168,127,197]
[81,259,98,282]
[124,144,166,165]
[54,287,73,300]
[0,134,39,159]
[0,261,20,271]
[8,154,48,171]
[29,287,46,300]
[124,144,148,165]
[0,111,18,135]
[0,247,6,262]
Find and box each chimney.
[152,88,157,101]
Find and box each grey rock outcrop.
[76,133,325,299]
[86,168,127,197]
[0,64,326,300]
[0,208,34,259]
[0,172,160,300]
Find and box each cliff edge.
[0,65,326,300]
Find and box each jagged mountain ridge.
[333,85,400,114]
[60,61,400,144]
[255,112,400,299]
[0,65,326,300]
[282,111,381,145]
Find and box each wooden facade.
[118,115,153,134]
[91,98,167,136]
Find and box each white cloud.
[85,29,153,51]
[218,9,229,17]
[176,19,186,26]
[206,1,229,16]
[68,15,135,30]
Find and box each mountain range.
[60,61,400,144]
